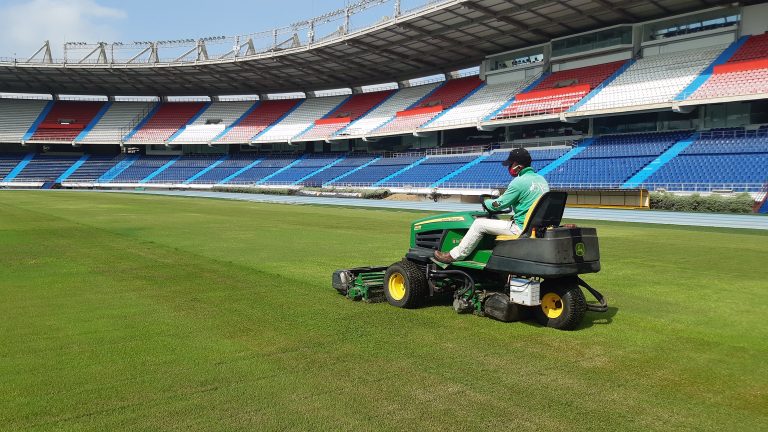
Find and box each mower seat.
[495,191,567,242]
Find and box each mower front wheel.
[534,279,586,330]
[384,260,427,308]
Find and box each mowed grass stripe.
[0,191,766,431]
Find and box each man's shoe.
[434,250,455,264]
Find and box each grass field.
[0,190,766,431]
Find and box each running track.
[87,190,768,231]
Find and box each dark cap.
[502,148,532,167]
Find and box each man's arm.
[484,181,521,211]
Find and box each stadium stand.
[444,148,569,187]
[215,99,302,144]
[65,154,127,182]
[691,34,768,100]
[171,102,255,143]
[11,154,82,182]
[253,96,346,142]
[187,155,255,184]
[78,102,156,144]
[29,101,105,142]
[339,83,441,137]
[108,155,178,183]
[0,99,48,143]
[262,154,344,184]
[0,153,28,181]
[425,78,535,128]
[372,77,484,134]
[329,155,424,186]
[576,46,727,111]
[293,90,394,141]
[545,131,691,187]
[126,103,207,143]
[1,124,765,191]
[301,155,378,186]
[224,155,299,184]
[144,155,221,183]
[494,61,625,119]
[644,128,768,191]
[724,33,768,63]
[379,154,481,186]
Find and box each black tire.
[534,279,586,330]
[383,260,427,308]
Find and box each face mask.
[509,164,523,177]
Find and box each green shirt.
[484,167,550,227]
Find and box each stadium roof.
[0,0,734,97]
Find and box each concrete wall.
[642,32,735,56]
[552,51,632,72]
[742,3,768,36]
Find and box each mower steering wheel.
[481,200,513,216]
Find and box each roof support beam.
[590,0,641,21]
[346,39,441,70]
[398,22,486,57]
[559,2,610,26]
[462,1,553,39]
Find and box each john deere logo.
[575,243,586,257]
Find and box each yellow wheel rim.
[541,293,564,319]
[388,273,406,301]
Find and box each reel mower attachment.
[332,266,388,302]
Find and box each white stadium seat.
[0,99,49,143]
[425,78,536,128]
[171,101,254,143]
[79,102,156,144]
[339,83,440,137]
[575,45,727,111]
[253,96,347,143]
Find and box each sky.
[0,0,428,59]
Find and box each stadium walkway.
[97,190,768,231]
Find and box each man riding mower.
[332,149,608,330]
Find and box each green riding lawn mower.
[332,191,608,330]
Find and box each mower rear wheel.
[534,279,586,330]
[384,260,427,308]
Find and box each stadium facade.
[0,0,766,206]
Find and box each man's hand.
[483,198,498,210]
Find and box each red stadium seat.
[30,101,105,142]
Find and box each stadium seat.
[223,155,300,184]
[12,154,82,182]
[690,34,768,100]
[79,102,156,144]
[339,83,440,137]
[0,153,29,180]
[127,103,207,143]
[216,99,302,144]
[371,77,484,134]
[294,90,394,141]
[253,96,347,143]
[578,45,727,110]
[0,99,49,143]
[172,102,255,143]
[65,154,128,182]
[425,78,536,128]
[545,131,691,188]
[30,101,106,142]
[445,148,569,188]
[495,61,625,119]
[107,155,178,183]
